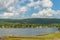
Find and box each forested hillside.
[0,18,60,24]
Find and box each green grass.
[3,32,60,40]
[5,37,52,40]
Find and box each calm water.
[0,28,58,36]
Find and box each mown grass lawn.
[3,32,60,40]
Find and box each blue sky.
[52,0,60,10]
[0,0,60,19]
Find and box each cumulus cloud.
[27,0,42,9]
[0,0,60,18]
[27,0,53,9]
[31,0,60,18]
[42,0,53,7]
[0,0,29,18]
[32,8,60,18]
[0,12,14,18]
[0,0,18,18]
[0,0,14,10]
[32,8,53,18]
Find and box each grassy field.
[0,32,59,40]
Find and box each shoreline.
[0,32,60,40]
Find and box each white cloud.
[0,0,29,18]
[31,0,60,18]
[0,0,60,18]
[0,0,15,10]
[19,7,28,13]
[42,0,53,8]
[3,12,14,17]
[0,12,14,18]
[27,0,53,9]
[7,6,15,12]
[27,0,41,8]
[32,8,60,18]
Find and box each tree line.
[0,23,60,28]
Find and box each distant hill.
[0,18,60,24]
